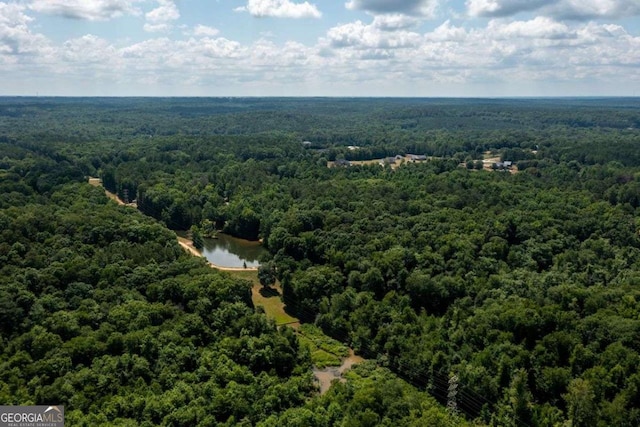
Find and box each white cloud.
[192,25,220,38]
[189,37,244,59]
[425,20,468,42]
[346,0,440,17]
[467,0,640,20]
[466,0,551,18]
[0,3,52,58]
[235,0,322,19]
[325,20,422,49]
[119,36,246,74]
[487,16,574,39]
[1,2,639,96]
[372,14,421,31]
[29,0,141,21]
[60,34,123,79]
[552,0,640,20]
[144,0,180,32]
[317,16,640,91]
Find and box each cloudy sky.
[1,0,639,96]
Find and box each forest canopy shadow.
[259,286,280,298]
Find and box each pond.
[198,233,267,268]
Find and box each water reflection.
[199,233,266,268]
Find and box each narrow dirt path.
[89,177,137,207]
[89,177,256,272]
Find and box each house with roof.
[409,154,428,162]
[380,157,397,166]
[493,160,513,170]
[333,159,351,167]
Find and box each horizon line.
[1,95,639,100]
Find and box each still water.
[199,233,266,268]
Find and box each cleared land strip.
[88,177,137,207]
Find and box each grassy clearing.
[299,324,349,368]
[229,270,299,326]
[228,271,352,369]
[229,269,261,285]
[304,345,342,368]
[222,268,365,383]
[253,286,299,326]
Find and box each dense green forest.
[2,97,640,426]
[0,136,457,426]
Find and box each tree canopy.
[2,96,640,425]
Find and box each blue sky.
[1,0,639,96]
